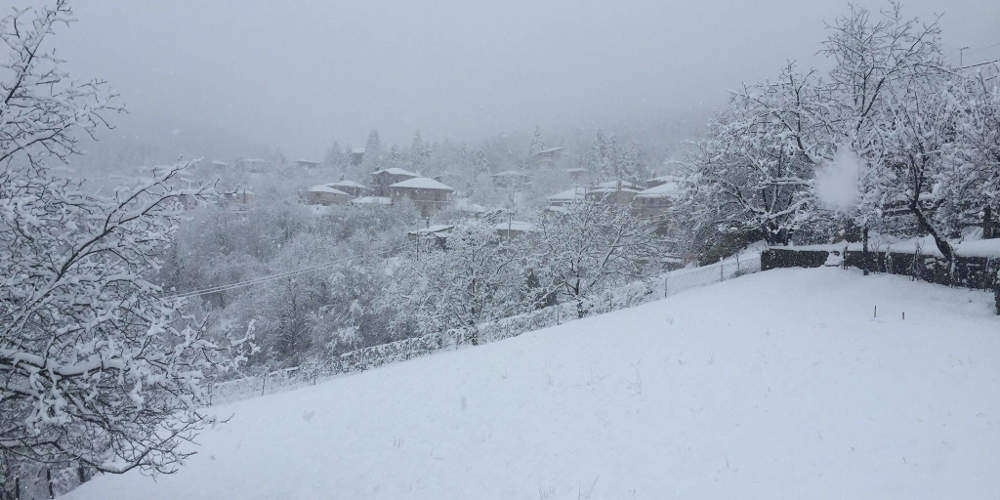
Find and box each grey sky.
[33,0,1000,160]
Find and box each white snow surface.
[65,269,1000,500]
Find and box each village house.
[632,180,679,218]
[295,159,320,169]
[237,158,270,172]
[302,184,352,205]
[388,176,455,215]
[454,198,488,218]
[546,187,587,210]
[219,187,255,212]
[494,220,538,240]
[371,167,420,195]
[491,170,530,189]
[328,179,368,197]
[585,180,642,207]
[349,148,365,166]
[407,223,455,249]
[632,180,680,234]
[531,146,564,167]
[644,174,681,189]
[566,168,587,183]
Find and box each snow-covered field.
[65,269,1000,499]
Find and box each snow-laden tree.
[821,1,954,249]
[682,1,998,258]
[1,1,238,490]
[529,125,545,157]
[585,129,621,181]
[535,201,661,318]
[685,65,835,245]
[387,223,526,345]
[936,71,1000,238]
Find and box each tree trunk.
[984,204,994,239]
[910,200,954,264]
[862,225,870,276]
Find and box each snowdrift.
[65,268,1000,499]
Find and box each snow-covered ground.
[65,269,1000,499]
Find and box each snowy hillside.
[65,269,1000,500]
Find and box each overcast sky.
[26,0,1000,160]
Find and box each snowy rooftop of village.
[390,177,454,191]
[491,170,529,177]
[636,180,682,198]
[329,179,366,189]
[373,167,420,177]
[305,184,350,195]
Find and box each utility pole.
[959,46,970,66]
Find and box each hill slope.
[66,269,1000,499]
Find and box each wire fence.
[208,251,762,406]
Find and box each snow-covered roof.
[491,170,529,178]
[350,196,392,205]
[494,221,538,233]
[351,148,365,154]
[306,185,350,195]
[408,224,455,236]
[390,177,454,191]
[647,174,682,184]
[296,159,320,166]
[329,179,367,189]
[636,181,681,199]
[372,167,419,178]
[547,187,587,201]
[532,146,565,156]
[211,160,228,167]
[454,198,487,213]
[566,168,586,173]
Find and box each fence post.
[736,254,741,274]
[720,261,724,282]
[664,275,668,298]
[260,373,267,396]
